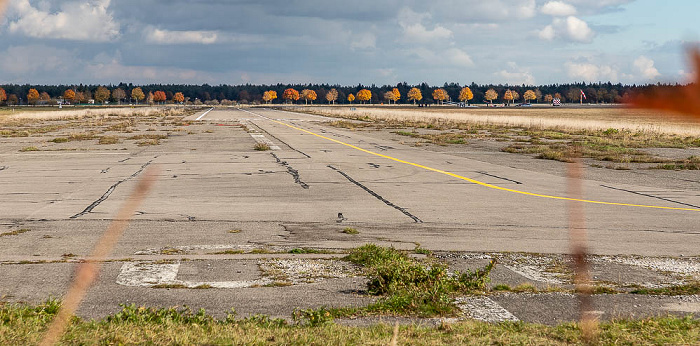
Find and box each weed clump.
[345,244,494,317]
[254,143,271,151]
[342,227,359,235]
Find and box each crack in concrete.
[270,153,309,189]
[600,185,700,209]
[477,171,522,185]
[248,121,311,158]
[327,165,423,223]
[69,158,156,219]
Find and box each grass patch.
[227,229,242,234]
[98,135,119,145]
[151,283,189,289]
[210,250,245,255]
[19,146,39,152]
[631,282,700,295]
[343,244,494,317]
[289,248,334,254]
[49,137,69,143]
[254,143,271,151]
[3,300,698,345]
[342,227,359,235]
[0,229,30,237]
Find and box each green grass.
[342,227,359,235]
[254,143,271,151]
[1,300,699,345]
[0,229,31,237]
[19,146,39,152]
[631,282,700,295]
[342,244,494,317]
[288,248,334,254]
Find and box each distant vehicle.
[516,103,532,107]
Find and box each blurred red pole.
[567,157,597,343]
[40,167,158,346]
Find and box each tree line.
[0,81,685,106]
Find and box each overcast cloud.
[0,0,697,85]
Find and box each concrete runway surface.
[1,107,698,323]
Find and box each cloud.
[398,8,452,43]
[145,28,218,45]
[565,61,619,82]
[633,56,660,80]
[350,32,376,50]
[538,16,594,43]
[8,0,120,42]
[446,48,474,67]
[0,45,73,78]
[541,1,577,16]
[496,62,535,85]
[538,25,556,40]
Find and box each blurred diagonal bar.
[567,157,598,343]
[40,167,159,346]
[0,0,8,18]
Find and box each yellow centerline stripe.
[253,109,700,212]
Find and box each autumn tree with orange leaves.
[94,86,111,104]
[459,87,473,104]
[0,88,7,105]
[357,89,372,104]
[40,92,51,103]
[407,88,422,105]
[484,89,498,103]
[263,90,277,104]
[523,90,536,103]
[347,93,355,103]
[63,89,75,103]
[153,91,167,104]
[173,92,185,104]
[544,94,553,103]
[27,89,40,105]
[131,87,145,104]
[283,88,300,103]
[301,89,317,104]
[503,90,514,104]
[326,88,338,104]
[392,88,400,103]
[432,88,448,104]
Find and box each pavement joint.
[327,164,423,223]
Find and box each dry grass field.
[0,106,176,123]
[291,105,700,136]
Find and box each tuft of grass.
[631,282,700,295]
[342,227,359,235]
[211,250,245,255]
[151,283,189,289]
[592,286,619,294]
[289,248,334,254]
[227,229,242,234]
[254,143,271,151]
[98,135,119,145]
[19,146,39,152]
[50,137,69,143]
[511,283,538,293]
[159,247,186,255]
[492,284,511,292]
[0,229,31,237]
[343,244,494,317]
[414,247,432,255]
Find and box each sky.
[0,0,698,86]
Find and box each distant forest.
[0,81,684,106]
